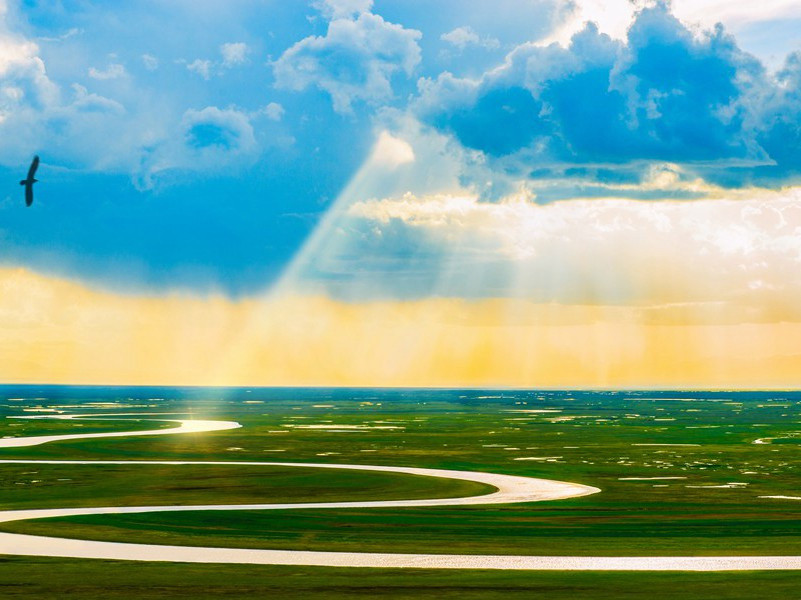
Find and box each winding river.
[1,413,799,570]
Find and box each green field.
[2,557,801,600]
[1,386,800,597]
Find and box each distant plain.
[1,386,800,598]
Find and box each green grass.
[0,557,800,599]
[14,500,801,557]
[1,387,801,596]
[1,416,174,439]
[0,463,492,510]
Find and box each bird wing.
[26,155,39,180]
[25,184,33,207]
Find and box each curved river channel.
[1,414,799,570]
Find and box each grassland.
[3,557,801,599]
[1,385,800,597]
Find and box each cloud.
[415,3,801,190]
[749,53,801,184]
[220,42,248,67]
[70,83,125,114]
[182,106,256,153]
[141,53,159,71]
[369,131,415,168]
[551,0,801,50]
[185,43,248,80]
[306,184,801,307]
[88,63,126,80]
[38,27,82,43]
[441,26,478,48]
[259,101,285,121]
[313,0,373,19]
[440,26,500,51]
[409,2,801,195]
[273,6,421,113]
[0,8,272,189]
[0,18,139,169]
[0,27,257,184]
[131,106,260,189]
[4,0,801,202]
[0,27,59,112]
[186,58,212,80]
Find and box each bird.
[19,155,39,207]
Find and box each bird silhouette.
[20,155,39,207]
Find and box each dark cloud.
[435,86,549,156]
[416,3,801,190]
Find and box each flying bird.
[20,155,39,207]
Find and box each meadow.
[1,385,800,597]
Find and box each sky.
[3,0,801,387]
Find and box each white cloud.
[0,7,271,185]
[544,0,801,56]
[273,9,421,113]
[141,54,159,71]
[220,42,248,67]
[342,186,801,306]
[70,83,125,114]
[441,26,500,51]
[260,101,285,121]
[0,18,62,160]
[672,0,801,29]
[133,106,259,189]
[313,0,373,19]
[441,26,479,48]
[369,131,415,168]
[186,58,212,80]
[0,37,57,106]
[38,27,82,43]
[88,63,126,80]
[185,43,248,81]
[181,106,256,153]
[540,0,634,47]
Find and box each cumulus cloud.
[313,0,373,19]
[0,7,270,189]
[749,53,801,185]
[273,6,421,113]
[0,31,257,184]
[220,42,248,67]
[186,58,212,80]
[70,83,125,114]
[88,63,126,80]
[38,27,82,43]
[132,106,259,189]
[185,43,248,81]
[182,106,256,153]
[141,54,159,71]
[0,58,135,171]
[259,101,284,121]
[420,8,752,163]
[415,3,801,190]
[551,0,801,54]
[369,131,415,168]
[0,18,135,168]
[0,32,58,113]
[440,26,500,51]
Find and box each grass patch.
[0,556,799,599]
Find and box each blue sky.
[2,0,801,297]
